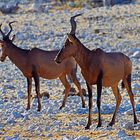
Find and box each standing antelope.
[0,21,85,111]
[55,14,138,129]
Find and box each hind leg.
[70,72,85,108]
[26,77,32,110]
[123,74,138,124]
[85,82,92,129]
[96,76,103,127]
[33,72,41,111]
[59,75,71,109]
[108,85,122,126]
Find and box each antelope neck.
[7,43,29,67]
[74,37,90,70]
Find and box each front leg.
[59,75,71,109]
[96,71,103,127]
[85,82,92,129]
[26,77,32,110]
[33,70,41,111]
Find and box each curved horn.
[6,21,17,37]
[0,23,5,37]
[70,13,82,35]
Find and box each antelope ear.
[11,34,16,42]
[67,34,75,43]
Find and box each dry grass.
[0,2,140,139]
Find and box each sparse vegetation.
[0,1,140,139]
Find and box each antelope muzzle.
[0,56,5,62]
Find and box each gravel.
[0,1,140,139]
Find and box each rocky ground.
[0,1,140,140]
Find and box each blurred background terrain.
[0,0,140,140]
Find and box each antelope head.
[55,14,82,63]
[0,21,16,62]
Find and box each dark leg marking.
[85,82,92,130]
[32,65,41,111]
[96,70,103,127]
[26,77,32,110]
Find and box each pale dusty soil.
[0,2,140,140]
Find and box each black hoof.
[134,119,138,124]
[85,123,91,130]
[59,105,64,110]
[97,123,102,128]
[107,122,114,127]
[37,107,41,112]
[26,107,30,110]
[82,103,86,108]
[82,104,86,108]
[85,126,90,130]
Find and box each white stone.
[46,133,53,137]
[6,118,16,125]
[125,109,133,115]
[124,122,134,130]
[3,136,11,140]
[117,130,126,138]
[79,119,86,126]
[132,83,140,91]
[131,51,140,58]
[17,90,25,99]
[0,123,4,130]
[74,136,89,140]
[120,136,136,140]
[62,136,69,140]
[12,111,23,119]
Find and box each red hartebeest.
[0,21,85,111]
[55,14,138,129]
